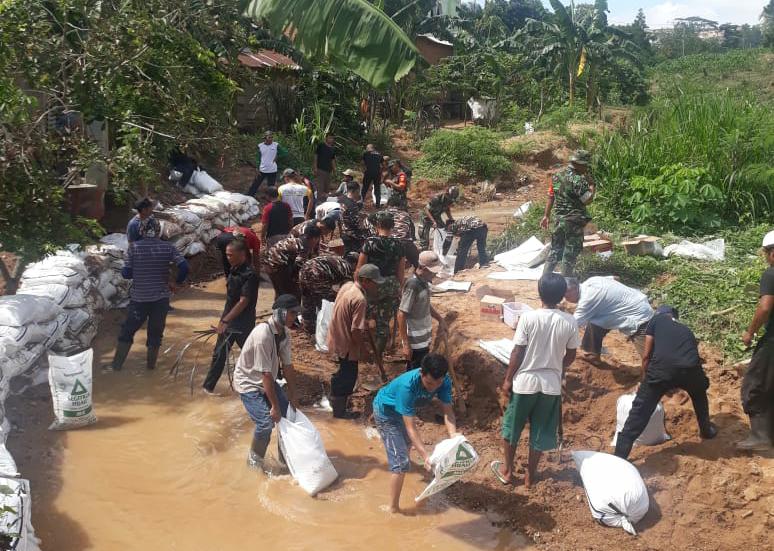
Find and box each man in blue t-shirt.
[372,353,457,514]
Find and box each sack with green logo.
[415,435,479,502]
[48,349,97,430]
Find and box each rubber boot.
[248,434,270,468]
[106,341,131,372]
[146,347,160,370]
[699,422,718,440]
[330,396,359,420]
[736,415,773,451]
[613,432,635,460]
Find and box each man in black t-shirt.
[362,143,383,207]
[203,238,259,394]
[738,231,774,451]
[314,133,337,199]
[614,306,717,460]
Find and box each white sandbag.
[431,228,458,277]
[190,169,224,194]
[17,283,86,308]
[278,407,338,496]
[0,427,19,478]
[0,295,61,327]
[663,238,725,262]
[611,393,670,447]
[159,219,184,240]
[24,252,88,277]
[0,325,30,356]
[372,184,391,207]
[99,233,129,253]
[170,233,196,252]
[572,450,649,535]
[314,300,334,353]
[48,349,97,431]
[64,308,90,333]
[155,207,202,231]
[182,184,205,197]
[0,477,39,551]
[183,202,216,219]
[23,313,68,347]
[184,241,207,256]
[20,265,86,288]
[416,435,479,502]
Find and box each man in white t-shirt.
[492,273,580,489]
[248,131,286,197]
[278,168,314,225]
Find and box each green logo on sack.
[455,446,473,462]
[71,380,88,396]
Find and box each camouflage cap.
[570,149,591,165]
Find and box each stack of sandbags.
[182,168,224,196]
[0,295,66,385]
[84,242,131,309]
[16,251,103,354]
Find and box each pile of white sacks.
[0,190,259,547]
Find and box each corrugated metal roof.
[238,49,300,70]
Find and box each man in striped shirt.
[106,218,189,371]
[397,251,447,372]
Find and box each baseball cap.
[282,168,296,177]
[418,251,443,273]
[273,294,300,310]
[358,264,385,284]
[342,169,355,177]
[762,230,774,249]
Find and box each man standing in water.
[372,353,457,513]
[234,294,302,470]
[541,150,595,277]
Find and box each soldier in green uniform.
[356,212,406,366]
[420,186,459,250]
[298,252,358,334]
[541,150,596,277]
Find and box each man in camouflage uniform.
[445,215,489,273]
[384,160,409,210]
[357,212,406,363]
[298,252,357,334]
[339,181,372,254]
[541,150,596,277]
[366,194,419,268]
[420,186,459,250]
[265,225,321,300]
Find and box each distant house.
[431,0,461,17]
[415,34,454,65]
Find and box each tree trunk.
[569,69,575,106]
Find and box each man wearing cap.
[335,169,357,197]
[398,251,447,372]
[234,294,302,470]
[202,237,260,395]
[314,133,337,198]
[299,253,358,335]
[265,226,321,300]
[445,215,489,273]
[362,144,383,208]
[541,150,596,277]
[279,168,314,225]
[326,264,382,418]
[127,197,155,244]
[214,225,261,276]
[420,187,459,250]
[614,305,717,460]
[384,160,409,210]
[106,218,190,371]
[738,231,774,451]
[247,131,288,197]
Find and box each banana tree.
[241,0,421,90]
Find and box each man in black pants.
[202,238,259,395]
[738,231,774,451]
[614,306,717,460]
[362,143,383,207]
[445,216,489,273]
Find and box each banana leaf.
[242,0,420,90]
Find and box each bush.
[414,127,511,181]
[537,105,593,134]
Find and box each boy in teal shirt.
[372,354,457,513]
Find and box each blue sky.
[470,1,766,28]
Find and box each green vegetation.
[414,127,511,181]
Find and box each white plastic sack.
[190,169,224,194]
[184,241,207,257]
[159,220,184,240]
[494,236,547,270]
[17,283,86,309]
[20,265,86,288]
[663,238,725,262]
[99,233,129,253]
[431,228,458,277]
[314,300,334,353]
[572,451,649,535]
[0,477,40,551]
[372,184,391,207]
[513,201,532,219]
[0,295,61,327]
[416,435,479,502]
[611,393,670,447]
[48,349,97,430]
[0,427,19,478]
[278,407,338,496]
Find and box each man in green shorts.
[492,273,580,488]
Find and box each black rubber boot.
[146,347,160,370]
[248,434,270,468]
[736,415,773,451]
[700,422,718,440]
[106,341,131,372]
[331,396,359,420]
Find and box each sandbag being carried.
[611,393,670,447]
[415,435,479,502]
[48,349,97,431]
[0,427,19,478]
[278,407,338,496]
[314,300,334,353]
[572,450,649,535]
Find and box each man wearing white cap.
[738,230,774,451]
[398,251,447,372]
[335,168,357,196]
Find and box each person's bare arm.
[263,372,282,423]
[501,345,526,398]
[354,252,367,281]
[397,310,410,360]
[541,193,555,229]
[743,295,774,346]
[430,305,446,332]
[305,192,315,219]
[283,364,300,409]
[396,257,406,286]
[424,206,438,226]
[445,207,454,223]
[403,416,431,470]
[331,158,337,175]
[441,402,457,438]
[641,335,654,380]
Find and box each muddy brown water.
[8,280,533,551]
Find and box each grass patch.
[414,127,511,181]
